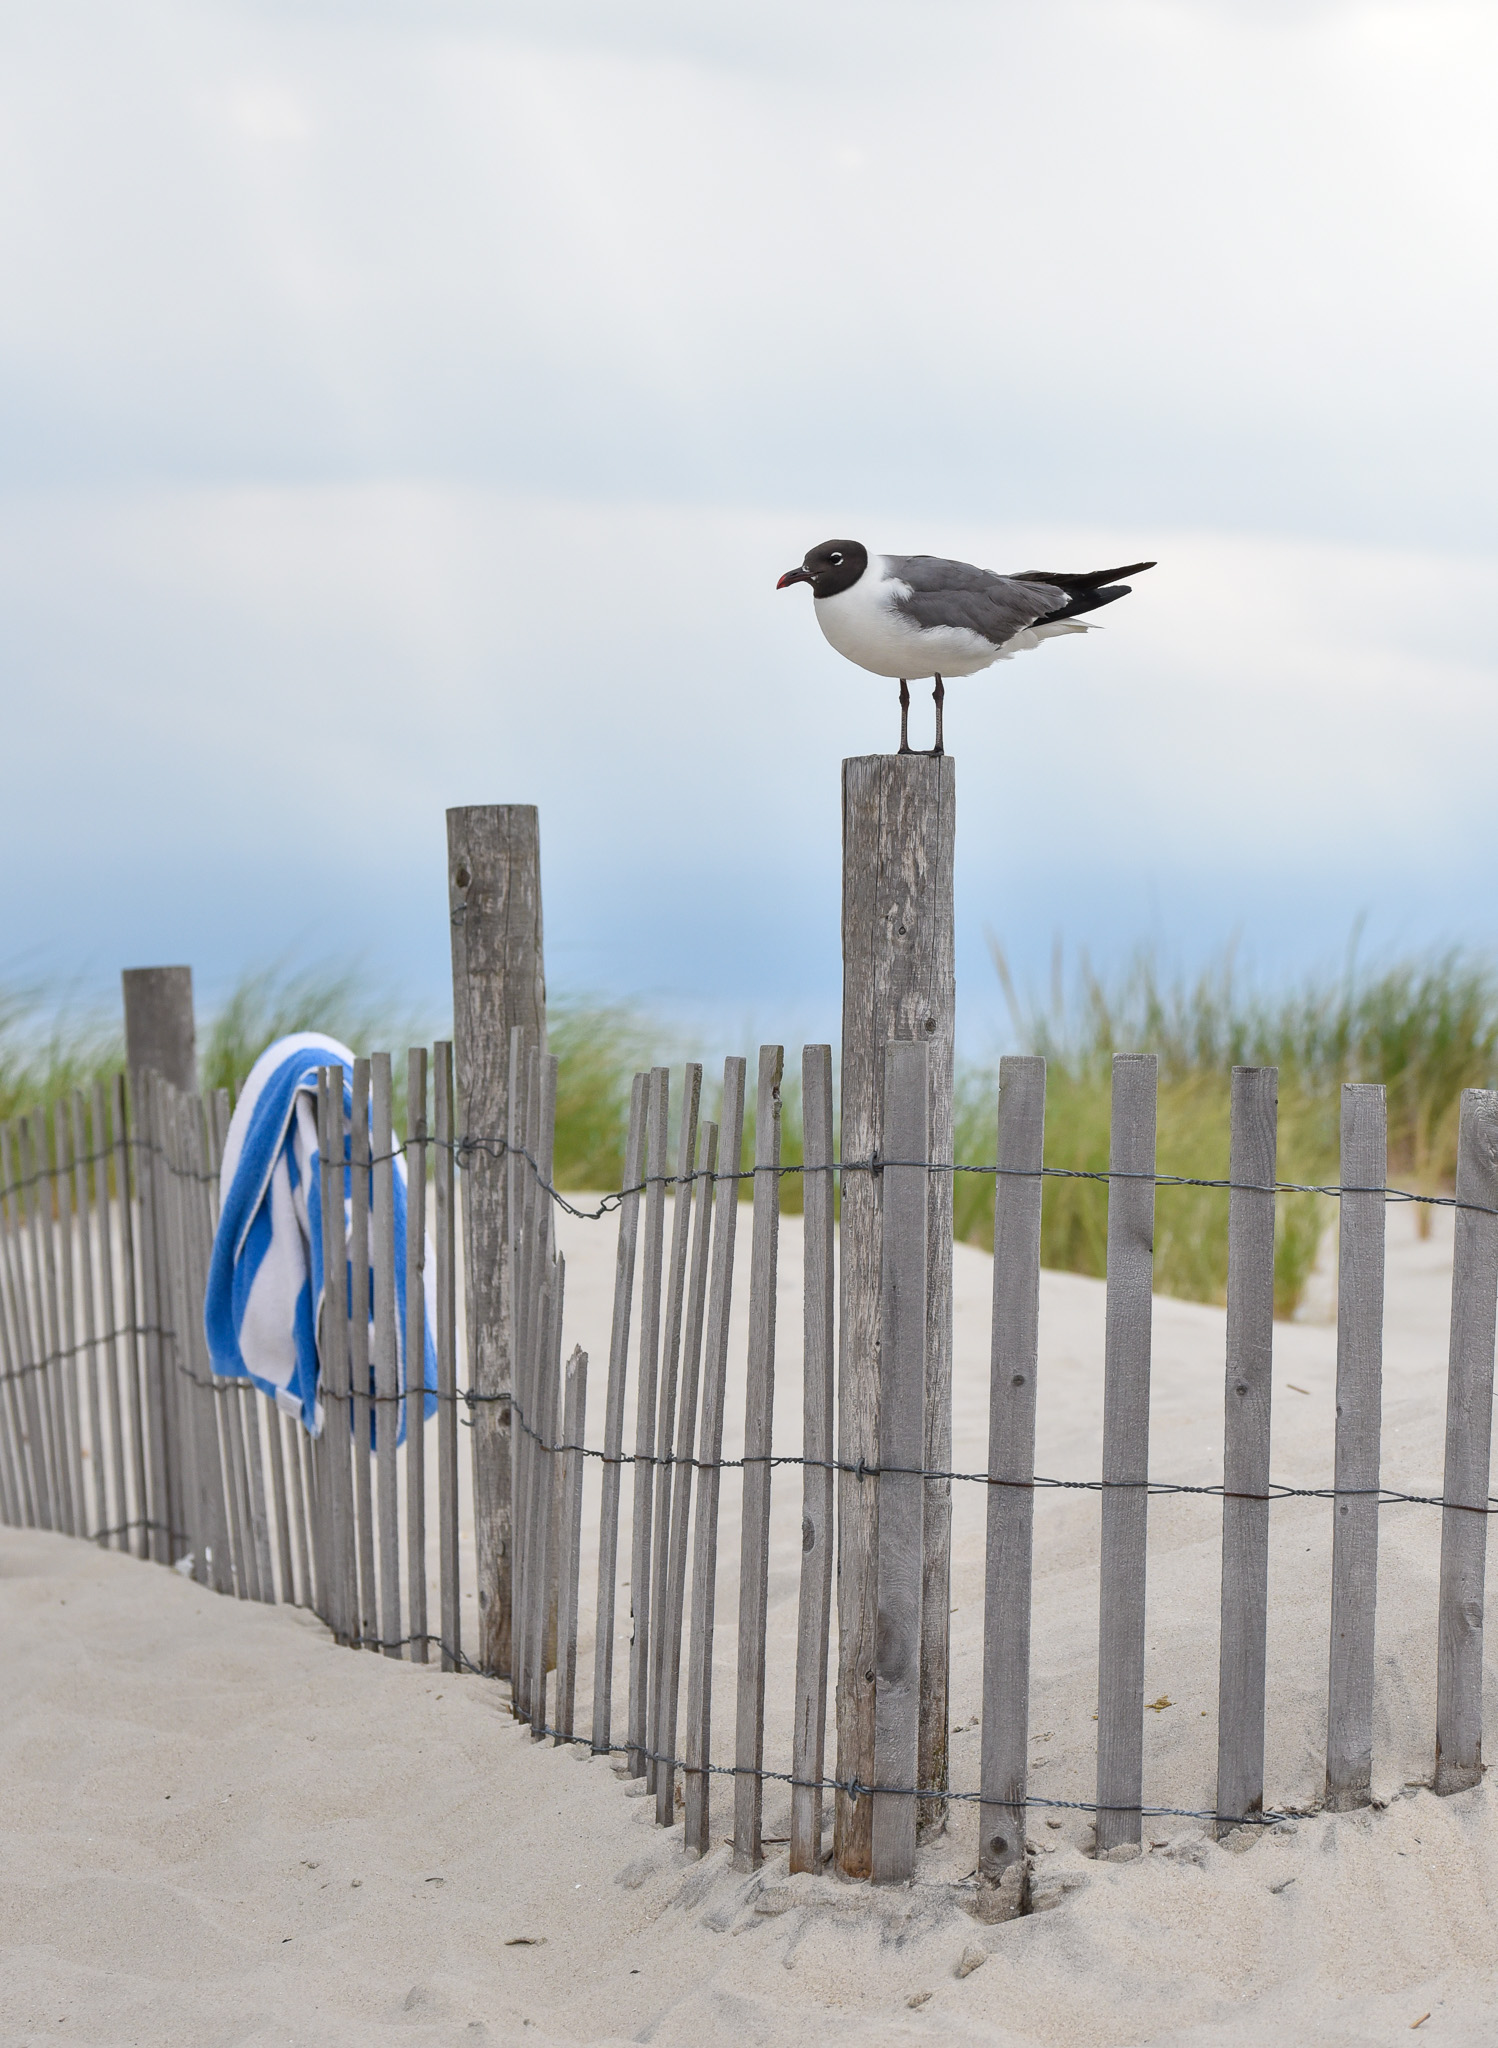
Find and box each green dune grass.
[5,944,1495,1316]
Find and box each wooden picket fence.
[4,1028,1498,1909]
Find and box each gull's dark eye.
[829,552,843,564]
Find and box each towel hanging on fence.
[204,1032,438,1438]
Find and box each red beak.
[776,566,812,589]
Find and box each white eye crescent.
[830,552,843,564]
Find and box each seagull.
[776,540,1155,755]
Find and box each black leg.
[898,679,911,754]
[931,675,945,757]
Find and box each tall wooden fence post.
[837,755,955,1876]
[122,968,198,1095]
[122,966,197,1565]
[446,805,545,1679]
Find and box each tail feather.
[1018,559,1155,628]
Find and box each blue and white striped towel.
[204,1031,438,1437]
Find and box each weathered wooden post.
[447,805,546,1679]
[121,966,197,1566]
[122,967,198,1094]
[836,755,955,1877]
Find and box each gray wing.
[885,554,1067,648]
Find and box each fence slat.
[872,1040,927,1884]
[978,1053,1046,1910]
[1435,1087,1498,1794]
[648,1063,701,1796]
[372,1054,402,1656]
[68,1095,106,1542]
[406,1047,430,1664]
[264,1380,294,1603]
[30,1111,74,1534]
[164,1086,228,1594]
[284,1410,312,1605]
[591,1072,647,1755]
[683,1057,747,1857]
[0,1181,22,1523]
[628,1067,670,1777]
[526,1250,563,1739]
[656,1119,718,1827]
[513,1046,543,1718]
[0,1128,29,1528]
[92,1086,128,1549]
[556,1343,589,1745]
[1095,1052,1158,1857]
[131,1080,173,1563]
[318,1066,357,1642]
[50,1106,83,1536]
[349,1059,377,1647]
[434,1043,461,1673]
[0,1124,41,1527]
[111,1077,149,1559]
[790,1047,836,1873]
[1216,1066,1278,1830]
[1326,1082,1387,1811]
[733,1045,784,1872]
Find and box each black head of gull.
[776,537,1154,757]
[776,539,868,599]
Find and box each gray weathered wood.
[55,1103,88,1537]
[111,1075,149,1560]
[92,1083,130,1550]
[13,1115,57,1531]
[512,1046,543,1717]
[349,1058,377,1645]
[239,1382,275,1602]
[514,1048,550,1721]
[628,1067,670,1777]
[434,1043,461,1672]
[556,1343,589,1744]
[447,805,546,1679]
[1325,1082,1387,1811]
[406,1047,430,1663]
[130,1073,176,1563]
[166,1085,232,1596]
[591,1072,648,1754]
[648,1063,702,1796]
[872,1040,928,1883]
[32,1109,76,1535]
[264,1379,295,1603]
[520,1057,559,1727]
[372,1054,402,1655]
[791,1046,836,1873]
[979,1054,1046,1909]
[318,1065,358,1642]
[70,1094,107,1542]
[837,754,956,1873]
[1216,1067,1279,1831]
[0,1124,41,1528]
[656,1119,718,1826]
[683,1058,747,1857]
[733,1045,784,1871]
[285,1410,312,1606]
[1435,1088,1498,1794]
[1095,1053,1158,1856]
[122,967,197,1094]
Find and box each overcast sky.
[1,0,1495,1045]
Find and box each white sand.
[6,1204,1498,2045]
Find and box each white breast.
[812,558,1002,679]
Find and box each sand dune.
[5,1203,1498,2045]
